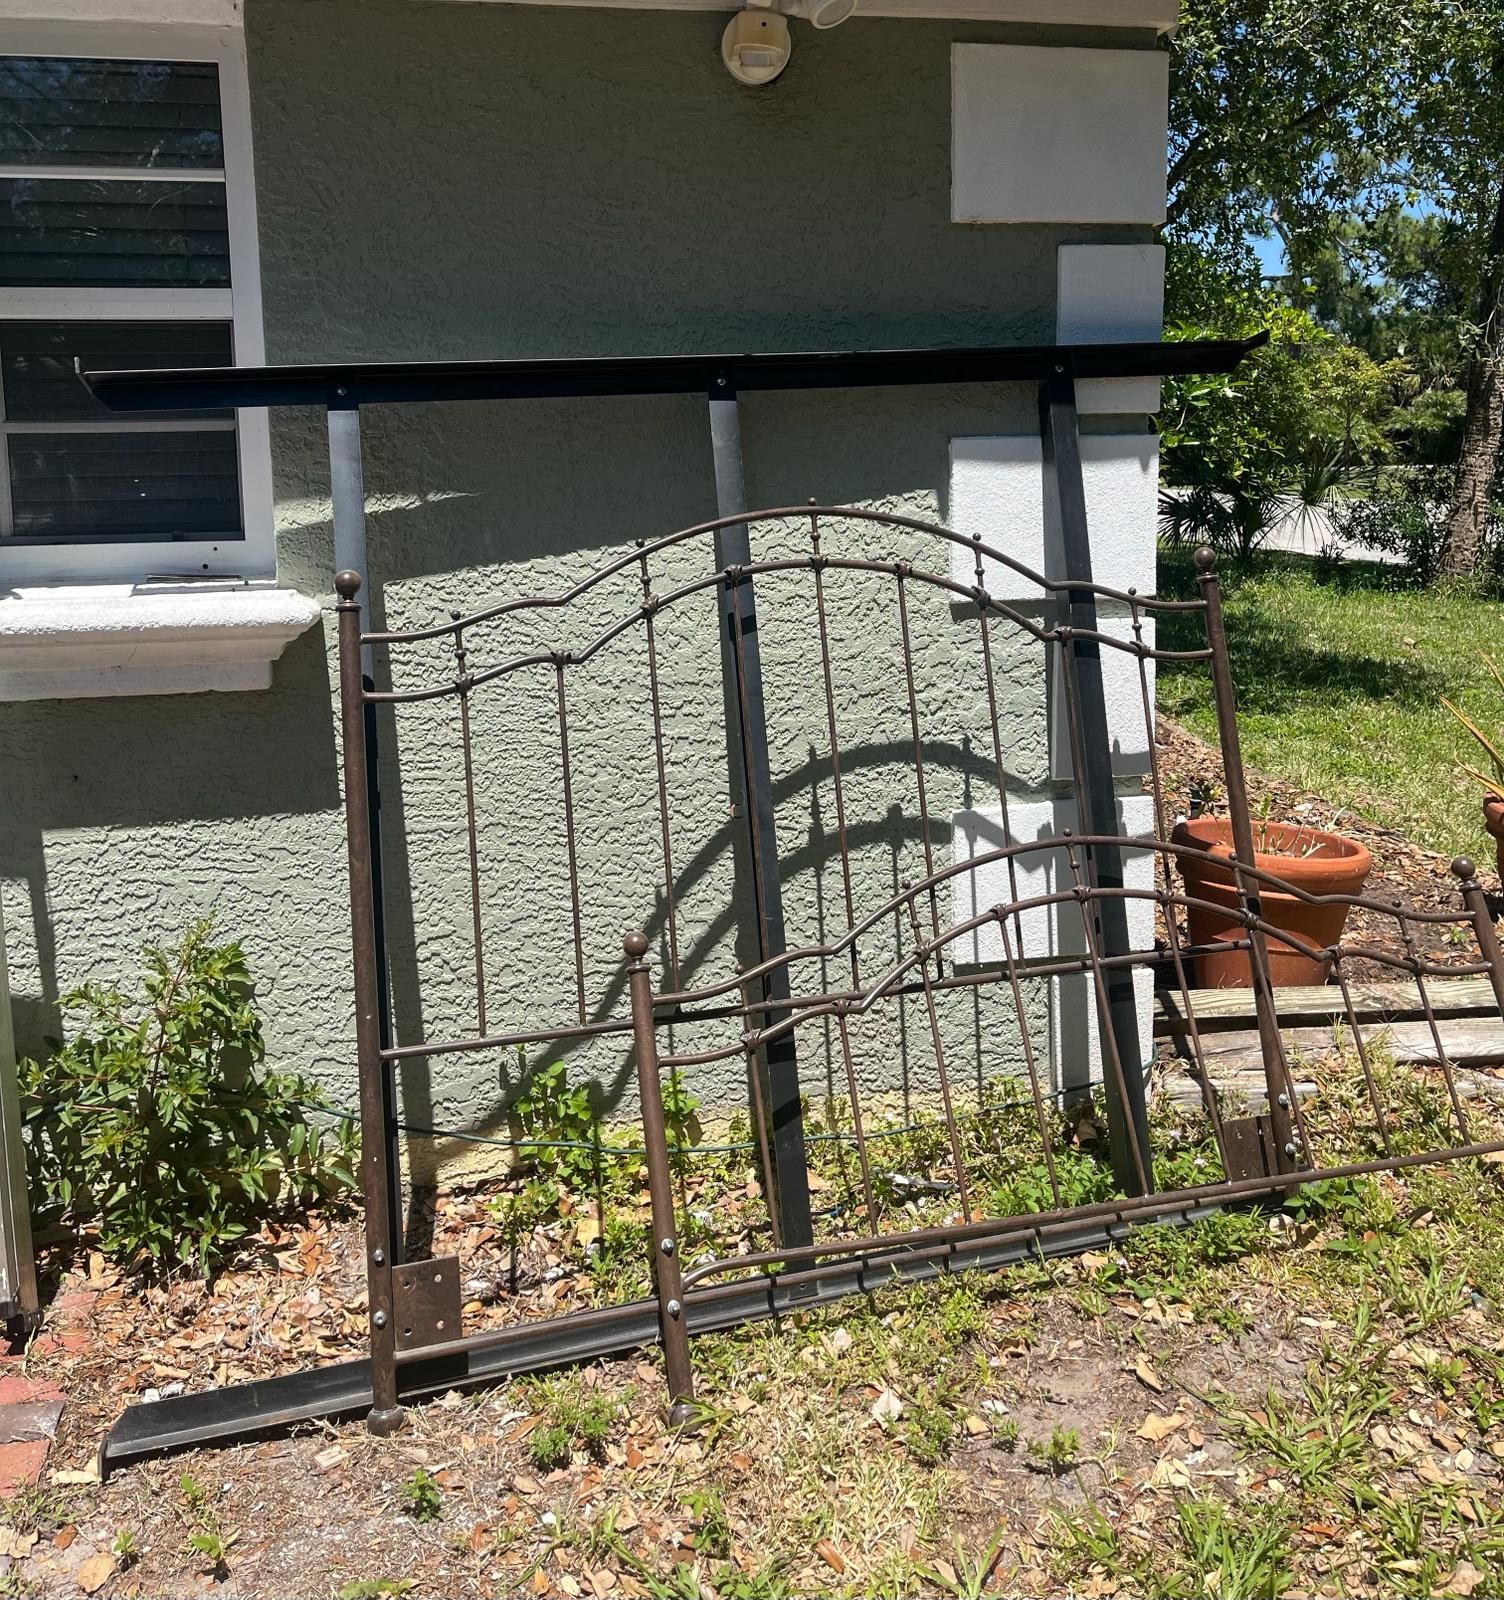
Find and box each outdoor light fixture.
[720,0,856,87]
[721,7,792,85]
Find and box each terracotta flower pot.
[1484,795,1504,882]
[1171,815,1373,989]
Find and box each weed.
[111,1529,139,1569]
[1166,1498,1292,1599]
[524,1377,622,1465]
[186,1530,238,1580]
[1030,1424,1080,1474]
[923,1525,1010,1599]
[336,1583,415,1600]
[1228,1366,1387,1489]
[991,1417,1019,1451]
[398,1468,443,1523]
[901,1387,957,1465]
[682,1487,732,1559]
[528,1421,572,1471]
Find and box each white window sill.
[0,581,322,702]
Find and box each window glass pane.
[0,177,229,287]
[0,56,222,170]
[0,320,232,422]
[7,429,241,541]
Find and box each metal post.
[624,931,696,1423]
[0,897,38,1333]
[1195,547,1297,1170]
[706,380,813,1249]
[1040,372,1152,1194]
[327,403,404,1261]
[1453,858,1504,1016]
[336,571,403,1435]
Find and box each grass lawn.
[1157,549,1504,861]
[19,1055,1504,1597]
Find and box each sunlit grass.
[1158,548,1504,860]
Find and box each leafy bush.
[1158,300,1403,559]
[20,922,355,1275]
[1333,466,1502,585]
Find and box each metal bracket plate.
[393,1256,462,1352]
[1221,1115,1279,1181]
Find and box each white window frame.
[0,19,273,586]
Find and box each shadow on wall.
[0,626,340,1051]
[388,733,1046,1184]
[264,383,1048,1186]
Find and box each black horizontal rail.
[81,333,1269,413]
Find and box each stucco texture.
[0,0,1160,1178]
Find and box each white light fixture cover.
[722,8,793,84]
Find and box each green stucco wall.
[0,0,1158,1173]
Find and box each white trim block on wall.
[951,44,1169,225]
[947,431,1159,778]
[1059,243,1166,416]
[947,432,1158,597]
[950,792,1155,1092]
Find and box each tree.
[1167,0,1504,581]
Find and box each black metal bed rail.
[88,330,1504,1475]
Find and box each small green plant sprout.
[1030,1425,1080,1474]
[336,1582,415,1600]
[991,1416,1020,1452]
[178,1471,208,1515]
[398,1468,443,1522]
[20,922,355,1275]
[111,1529,139,1569]
[681,1488,732,1560]
[528,1422,572,1472]
[901,1386,957,1465]
[187,1528,238,1578]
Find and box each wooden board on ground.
[1154,975,1499,1037]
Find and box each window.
[0,28,271,583]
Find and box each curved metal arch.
[363,504,1210,649]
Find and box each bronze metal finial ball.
[334,570,362,600]
[1451,857,1477,882]
[623,930,649,958]
[1193,546,1217,573]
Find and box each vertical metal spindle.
[834,1007,879,1228]
[904,893,972,1221]
[1398,908,1471,1143]
[896,569,944,975]
[453,619,487,1037]
[336,570,402,1437]
[554,658,587,1025]
[1194,546,1300,1171]
[810,512,859,988]
[638,543,681,989]
[625,931,695,1424]
[1061,837,1151,1197]
[1332,959,1392,1155]
[994,909,1061,1206]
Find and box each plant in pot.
[1171,810,1373,989]
[1441,653,1504,881]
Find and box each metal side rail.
[98,1199,1224,1475]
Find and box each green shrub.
[20,922,355,1275]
